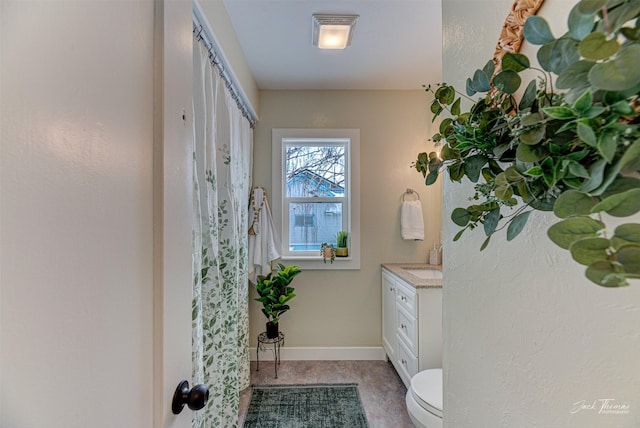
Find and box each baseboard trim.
[249,346,386,361]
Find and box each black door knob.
[171,380,209,414]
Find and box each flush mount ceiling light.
[312,14,359,49]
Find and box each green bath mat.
[243,383,369,428]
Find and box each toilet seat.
[410,369,442,418]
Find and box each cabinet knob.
[401,323,406,329]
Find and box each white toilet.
[405,368,443,428]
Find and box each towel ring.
[402,188,420,201]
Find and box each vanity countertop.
[382,263,442,289]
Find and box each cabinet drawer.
[382,271,398,293]
[397,306,417,355]
[396,280,416,316]
[396,337,418,386]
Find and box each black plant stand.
[256,331,285,378]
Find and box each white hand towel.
[401,200,425,240]
[248,187,282,282]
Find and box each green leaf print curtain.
[192,38,252,428]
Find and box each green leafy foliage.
[337,230,349,247]
[414,0,640,287]
[254,264,301,324]
[523,16,555,45]
[320,242,336,263]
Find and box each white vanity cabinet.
[382,266,442,388]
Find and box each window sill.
[280,255,360,270]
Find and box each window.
[272,129,360,269]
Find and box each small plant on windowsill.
[414,0,640,287]
[321,242,336,263]
[254,263,301,338]
[336,230,349,257]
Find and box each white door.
[0,1,194,427]
[155,1,197,427]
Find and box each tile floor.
[238,360,415,427]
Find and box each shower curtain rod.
[193,1,258,128]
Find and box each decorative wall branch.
[492,0,545,72]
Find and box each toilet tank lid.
[411,368,443,414]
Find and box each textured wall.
[1,2,155,426]
[442,1,640,427]
[251,90,443,348]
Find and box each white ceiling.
[222,0,443,90]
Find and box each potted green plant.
[414,0,640,287]
[254,263,302,338]
[321,242,336,263]
[336,230,349,257]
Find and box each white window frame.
[272,128,360,270]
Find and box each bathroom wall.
[442,1,640,427]
[250,90,443,351]
[1,1,157,426]
[1,1,200,425]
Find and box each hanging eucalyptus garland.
[415,0,640,287]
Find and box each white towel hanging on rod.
[401,188,424,240]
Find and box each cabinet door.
[382,271,397,362]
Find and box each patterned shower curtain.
[192,37,252,428]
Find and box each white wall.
[250,90,442,349]
[0,2,251,426]
[442,1,640,427]
[1,2,155,426]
